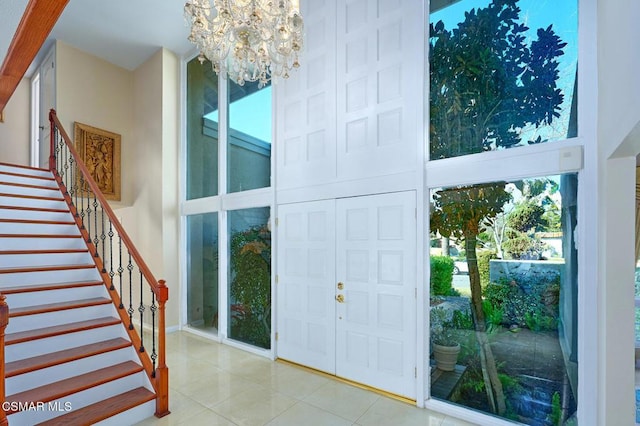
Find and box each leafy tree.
[429,0,566,415]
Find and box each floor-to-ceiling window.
[426,0,581,424]
[183,55,273,352]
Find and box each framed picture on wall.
[74,122,121,201]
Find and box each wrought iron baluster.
[127,253,134,330]
[63,144,69,195]
[100,206,106,269]
[139,270,145,353]
[92,194,99,257]
[86,190,92,243]
[108,221,115,289]
[69,155,76,208]
[79,175,86,227]
[150,288,157,376]
[118,235,124,309]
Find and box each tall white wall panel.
[276,0,422,194]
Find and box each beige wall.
[0,78,30,165]
[54,42,180,327]
[55,40,135,207]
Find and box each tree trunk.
[465,234,506,415]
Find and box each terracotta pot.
[433,343,460,371]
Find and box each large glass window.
[186,213,219,334]
[429,0,578,160]
[429,174,578,425]
[227,80,272,193]
[186,57,219,199]
[228,207,271,349]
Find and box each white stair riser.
[5,285,107,309]
[0,173,58,188]
[0,208,74,222]
[0,251,92,268]
[0,165,52,178]
[5,323,127,363]
[0,222,80,235]
[0,195,67,210]
[7,373,151,426]
[5,347,139,395]
[0,236,88,251]
[0,267,101,286]
[0,183,61,199]
[7,304,118,334]
[95,399,156,426]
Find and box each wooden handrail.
[0,293,8,426]
[49,109,170,417]
[49,110,165,301]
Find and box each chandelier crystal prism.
[184,0,304,87]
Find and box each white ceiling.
[1,0,196,77]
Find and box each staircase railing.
[48,110,169,418]
[0,293,7,426]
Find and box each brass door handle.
[336,294,345,303]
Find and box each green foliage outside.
[483,274,559,331]
[430,256,455,296]
[229,225,271,349]
[477,250,497,288]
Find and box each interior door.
[38,50,56,169]
[335,191,416,399]
[277,200,336,373]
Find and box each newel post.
[154,280,170,418]
[48,109,56,171]
[0,293,9,426]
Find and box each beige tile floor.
[135,331,477,426]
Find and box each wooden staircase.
[0,162,157,425]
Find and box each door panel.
[276,192,416,399]
[336,191,416,399]
[39,50,56,169]
[276,200,336,373]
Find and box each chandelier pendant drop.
[184,0,304,87]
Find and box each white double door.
[277,191,416,399]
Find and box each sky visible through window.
[205,86,272,144]
[432,0,578,142]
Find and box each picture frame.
[74,122,121,201]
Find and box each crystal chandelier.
[184,0,304,87]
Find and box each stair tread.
[1,280,103,294]
[5,337,132,377]
[0,218,76,225]
[6,316,122,345]
[0,264,95,274]
[6,361,144,412]
[0,192,64,201]
[0,233,83,239]
[0,205,68,213]
[0,249,88,255]
[0,181,59,191]
[35,387,155,426]
[9,297,112,317]
[0,162,50,173]
[0,170,54,182]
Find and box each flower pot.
[433,343,460,371]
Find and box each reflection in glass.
[187,57,219,199]
[429,174,578,425]
[228,79,272,193]
[186,213,219,334]
[228,207,271,348]
[429,0,578,160]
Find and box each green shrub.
[477,250,497,289]
[430,256,454,296]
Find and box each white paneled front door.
[277,192,416,399]
[277,200,337,373]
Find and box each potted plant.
[431,307,460,371]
